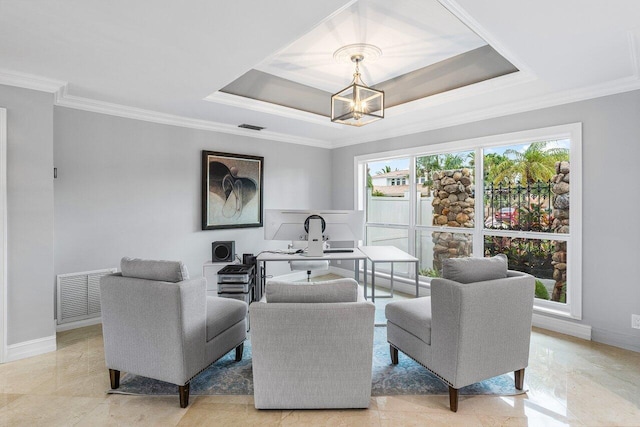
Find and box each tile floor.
[0,288,638,426]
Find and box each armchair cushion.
[442,254,507,284]
[120,257,189,283]
[205,297,248,342]
[385,297,432,344]
[266,278,358,303]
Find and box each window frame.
[355,123,582,319]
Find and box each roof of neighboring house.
[373,170,409,179]
[373,185,431,197]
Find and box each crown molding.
[330,74,640,148]
[3,62,640,151]
[385,69,536,118]
[205,91,337,128]
[438,0,535,76]
[0,69,66,93]
[54,88,332,149]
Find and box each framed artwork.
[202,150,264,230]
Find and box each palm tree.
[442,153,466,169]
[491,142,568,185]
[377,165,392,175]
[484,153,512,185]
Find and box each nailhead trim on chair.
[388,342,454,388]
[184,338,246,385]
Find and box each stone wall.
[551,161,570,301]
[430,168,474,272]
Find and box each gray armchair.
[100,257,247,408]
[385,255,535,412]
[250,278,375,409]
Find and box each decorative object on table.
[100,257,248,408]
[202,151,263,230]
[331,43,384,127]
[385,254,535,412]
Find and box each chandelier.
[331,46,384,127]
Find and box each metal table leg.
[415,260,419,298]
[390,263,394,298]
[363,258,368,299]
[371,262,376,302]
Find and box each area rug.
[108,327,526,397]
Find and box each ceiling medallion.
[331,44,384,127]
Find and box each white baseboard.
[56,316,102,332]
[591,327,640,353]
[532,313,592,341]
[6,334,56,362]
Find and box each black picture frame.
[201,150,264,230]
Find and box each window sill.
[533,303,580,320]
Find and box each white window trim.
[354,123,582,320]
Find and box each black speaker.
[212,241,235,262]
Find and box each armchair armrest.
[100,274,207,385]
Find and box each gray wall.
[332,89,640,352]
[53,107,333,281]
[0,85,55,345]
[3,80,639,354]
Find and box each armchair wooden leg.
[179,383,190,408]
[390,345,399,365]
[235,343,244,362]
[514,368,525,390]
[448,386,459,412]
[109,369,120,389]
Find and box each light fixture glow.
[331,50,384,127]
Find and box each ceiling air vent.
[238,124,265,131]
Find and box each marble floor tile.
[0,393,22,410]
[74,395,188,427]
[0,394,104,427]
[0,322,637,426]
[281,408,381,426]
[177,406,283,427]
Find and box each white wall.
[53,107,333,282]
[0,85,55,346]
[332,89,640,352]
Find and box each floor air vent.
[56,268,117,325]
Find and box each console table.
[358,246,419,302]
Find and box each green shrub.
[419,268,440,278]
[535,279,550,300]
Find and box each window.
[356,124,582,318]
[482,140,571,307]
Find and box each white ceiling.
[254,0,486,92]
[1,0,640,149]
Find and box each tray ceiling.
[1,0,639,148]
